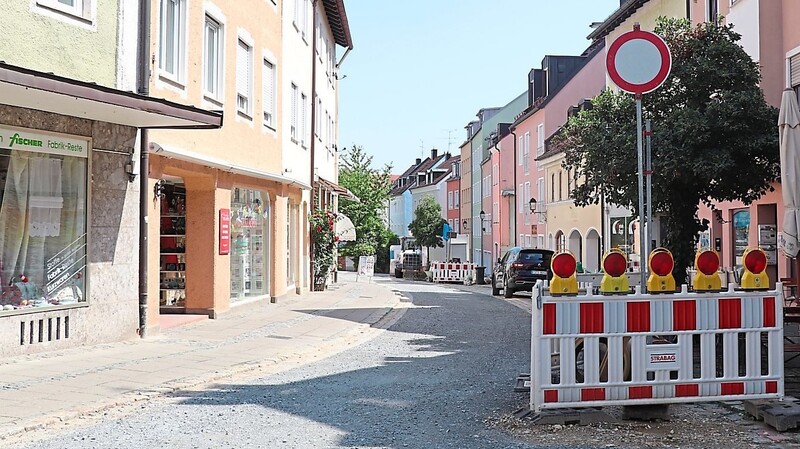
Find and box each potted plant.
[310,208,339,291]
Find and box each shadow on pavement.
[170,282,533,448]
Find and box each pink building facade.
[694,0,800,286]
[446,159,461,234]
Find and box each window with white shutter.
[303,0,309,38]
[523,132,530,174]
[524,182,531,224]
[262,59,275,129]
[236,39,252,117]
[300,93,308,147]
[518,136,523,165]
[536,123,545,156]
[791,53,800,88]
[203,15,222,100]
[538,178,545,223]
[315,96,321,138]
[290,83,298,141]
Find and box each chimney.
[431,148,438,159]
[415,158,422,165]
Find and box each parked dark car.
[492,247,554,298]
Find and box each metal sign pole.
[645,119,653,275]
[636,96,647,289]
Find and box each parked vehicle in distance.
[492,247,554,298]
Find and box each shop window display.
[230,188,270,300]
[0,144,87,313]
[160,181,187,311]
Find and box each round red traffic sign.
[606,26,672,95]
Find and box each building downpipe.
[309,0,319,281]
[510,129,518,247]
[137,0,151,338]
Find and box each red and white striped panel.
[541,296,777,335]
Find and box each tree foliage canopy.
[338,145,393,258]
[408,196,445,255]
[553,17,779,282]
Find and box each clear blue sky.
[337,0,621,173]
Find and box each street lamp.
[529,197,546,222]
[478,210,487,284]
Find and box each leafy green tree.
[554,17,779,284]
[408,196,445,264]
[375,231,400,273]
[338,145,393,261]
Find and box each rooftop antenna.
[446,129,458,154]
[419,139,424,158]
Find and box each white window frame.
[203,14,224,102]
[290,83,299,142]
[524,181,531,225]
[37,0,83,17]
[706,0,719,22]
[448,191,453,210]
[454,190,459,208]
[158,0,186,84]
[236,37,253,119]
[262,58,276,130]
[315,96,322,138]
[518,135,524,165]
[300,92,308,148]
[523,131,531,174]
[536,123,545,156]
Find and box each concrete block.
[622,404,671,421]
[744,399,774,421]
[760,399,800,432]
[529,407,616,426]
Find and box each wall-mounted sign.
[219,208,231,255]
[0,125,89,158]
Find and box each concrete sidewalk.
[0,272,404,442]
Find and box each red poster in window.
[219,208,231,255]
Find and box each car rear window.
[518,251,552,264]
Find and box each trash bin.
[475,266,486,285]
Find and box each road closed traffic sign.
[607,24,672,95]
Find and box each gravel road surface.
[8,278,800,449]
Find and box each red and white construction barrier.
[430,262,476,283]
[530,282,784,412]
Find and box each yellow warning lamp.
[692,250,722,292]
[600,249,630,294]
[550,251,579,295]
[647,248,676,293]
[740,247,769,290]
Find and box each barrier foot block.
[529,408,616,426]
[514,374,531,393]
[756,398,800,432]
[513,408,533,419]
[744,399,778,421]
[622,404,671,421]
